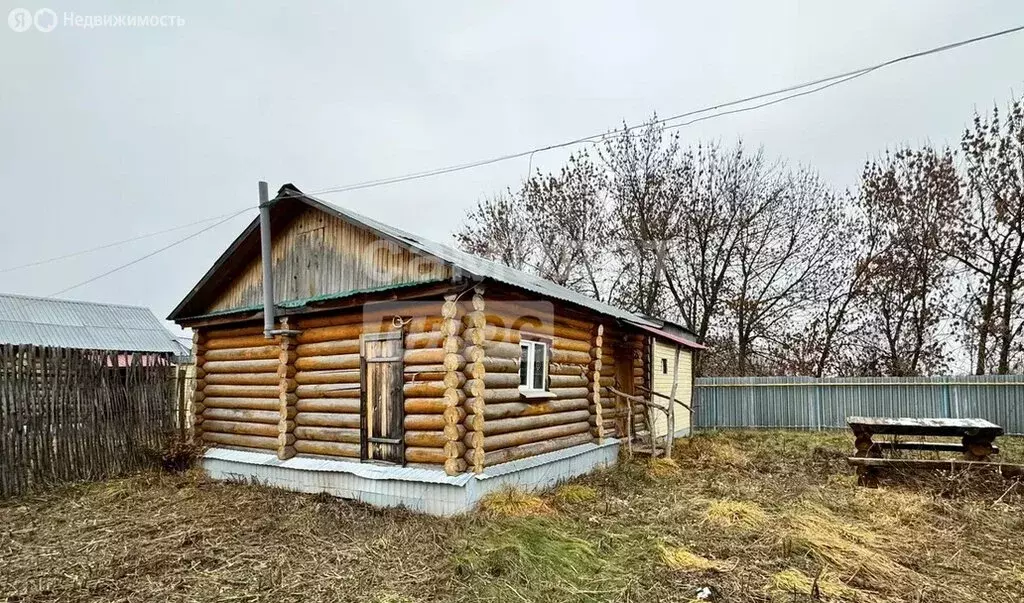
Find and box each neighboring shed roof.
[0,293,181,353]
[169,185,700,343]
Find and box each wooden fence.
[0,344,180,498]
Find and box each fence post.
[814,381,823,431]
[941,381,952,419]
[175,366,187,439]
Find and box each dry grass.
[2,430,1024,603]
[703,499,768,531]
[675,435,751,467]
[659,545,730,572]
[478,486,555,517]
[783,501,916,592]
[0,471,460,602]
[552,484,599,506]
[455,518,631,602]
[768,568,866,602]
[646,457,681,478]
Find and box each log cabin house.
[169,184,703,514]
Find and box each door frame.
[359,330,406,464]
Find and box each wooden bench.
[846,417,1007,486]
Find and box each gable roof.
[0,293,182,353]
[169,185,703,348]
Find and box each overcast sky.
[2,1,1023,336]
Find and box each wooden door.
[360,331,405,464]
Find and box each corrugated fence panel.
[694,375,1024,435]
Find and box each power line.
[664,70,871,132]
[0,207,253,274]
[44,208,254,299]
[657,24,1024,128]
[304,24,1024,197]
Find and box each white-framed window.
[519,340,549,392]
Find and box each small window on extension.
[662,358,668,374]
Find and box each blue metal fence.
[693,375,1024,435]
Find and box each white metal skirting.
[202,439,621,516]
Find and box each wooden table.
[846,416,1005,486]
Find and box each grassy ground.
[2,431,1023,603]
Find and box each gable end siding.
[206,206,453,313]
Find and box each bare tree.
[455,192,533,271]
[773,201,876,377]
[456,102,1024,378]
[952,98,1024,374]
[660,144,751,345]
[522,151,613,300]
[728,166,848,374]
[601,117,687,317]
[853,147,960,376]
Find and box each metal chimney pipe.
[258,181,275,339]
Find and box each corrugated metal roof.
[631,322,705,350]
[0,293,181,353]
[169,183,701,341]
[302,191,664,329]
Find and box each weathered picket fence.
[693,375,1024,436]
[0,344,179,497]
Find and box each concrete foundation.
[202,439,620,516]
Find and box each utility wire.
[304,24,1024,197]
[43,208,253,299]
[0,207,253,274]
[664,70,872,132]
[656,24,1024,128]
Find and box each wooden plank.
[847,416,1004,438]
[874,441,1000,454]
[846,456,1024,477]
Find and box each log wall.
[191,292,650,472]
[197,325,282,452]
[439,294,468,475]
[463,298,596,470]
[292,315,364,460]
[598,324,642,439]
[292,303,447,463]
[401,301,459,469]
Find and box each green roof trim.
[178,279,453,322]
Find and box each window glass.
[532,343,546,390]
[518,340,549,392]
[519,342,529,386]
